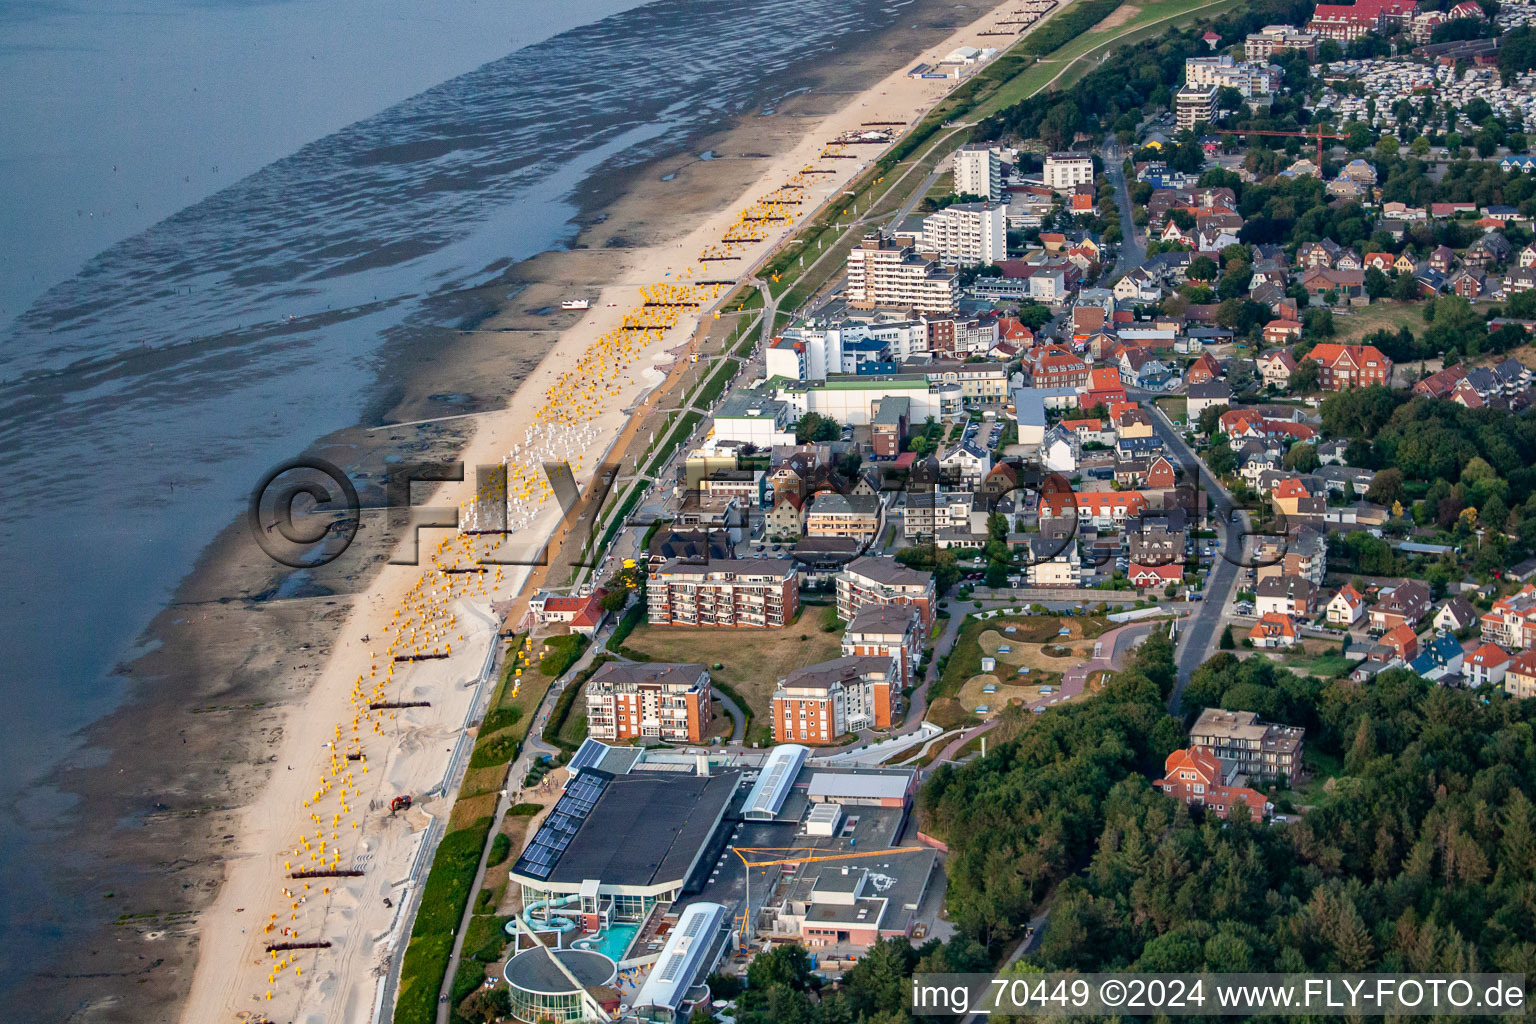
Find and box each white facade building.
[1175,83,1219,131]
[953,144,1003,200]
[846,234,959,314]
[1043,152,1094,192]
[1185,54,1278,100]
[711,393,797,447]
[920,201,1006,265]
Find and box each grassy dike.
[391,0,1235,1016]
[393,634,537,1024]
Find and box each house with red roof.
[1373,624,1420,663]
[1081,365,1127,410]
[1029,344,1090,388]
[1039,487,1149,529]
[1155,747,1272,819]
[1326,584,1365,626]
[1262,319,1303,345]
[1249,612,1299,648]
[1129,562,1183,588]
[1306,343,1393,391]
[1257,348,1298,390]
[525,589,610,636]
[1186,351,1222,384]
[1309,0,1417,40]
[1466,642,1511,687]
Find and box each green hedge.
[542,654,615,751]
[486,833,512,867]
[606,603,645,654]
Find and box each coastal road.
[1132,389,1247,709]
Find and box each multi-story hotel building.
[1174,83,1219,132]
[1043,152,1094,192]
[846,234,959,314]
[841,604,923,687]
[1244,24,1318,60]
[919,201,1006,265]
[585,662,711,743]
[1188,708,1305,783]
[835,556,937,628]
[771,655,896,744]
[953,143,1003,200]
[647,557,799,628]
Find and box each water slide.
[506,894,582,935]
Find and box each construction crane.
[729,844,926,952]
[1213,126,1349,170]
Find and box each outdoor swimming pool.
[570,921,639,962]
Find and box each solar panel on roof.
[566,738,609,777]
[512,769,611,880]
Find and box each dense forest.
[1320,389,1536,555]
[917,636,1536,986]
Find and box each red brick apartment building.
[1155,747,1272,819]
[647,557,799,628]
[584,662,711,743]
[835,556,936,628]
[772,655,895,743]
[1307,343,1393,391]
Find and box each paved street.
[1133,389,1245,708]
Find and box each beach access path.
[178,0,1106,1019]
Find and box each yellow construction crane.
[729,844,925,951]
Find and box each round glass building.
[503,945,617,1024]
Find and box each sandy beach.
[174,3,1077,1018]
[12,2,1079,1022]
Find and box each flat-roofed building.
[1175,83,1218,132]
[510,767,742,925]
[1188,707,1304,783]
[712,393,796,447]
[631,901,733,1023]
[585,662,711,744]
[920,201,1006,265]
[1245,24,1318,60]
[648,557,799,628]
[1044,152,1094,192]
[846,234,959,314]
[953,143,1003,200]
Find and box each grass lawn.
[934,612,1108,702]
[971,0,1242,120]
[1286,746,1345,804]
[1155,396,1187,424]
[618,621,845,723]
[1332,300,1425,348]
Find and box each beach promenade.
[174,1,1089,1021]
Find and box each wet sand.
[19,2,1065,1021]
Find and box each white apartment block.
[768,317,933,381]
[1043,152,1094,192]
[1184,54,1277,100]
[953,144,1003,200]
[1175,83,1219,132]
[919,201,1006,265]
[846,234,958,314]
